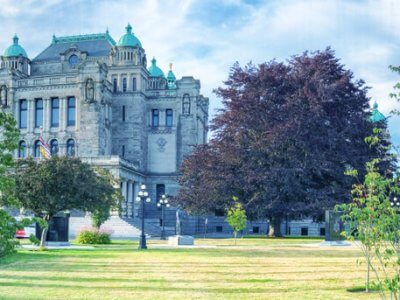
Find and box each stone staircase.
[70,215,147,239]
[121,217,176,238]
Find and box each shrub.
[76,226,112,244]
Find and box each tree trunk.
[40,228,47,249]
[268,216,283,237]
[366,251,370,293]
[234,231,237,245]
[39,215,50,249]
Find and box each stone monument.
[320,210,350,246]
[168,209,194,246]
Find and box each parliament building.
[0,24,233,237]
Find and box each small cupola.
[148,57,164,77]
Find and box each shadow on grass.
[347,286,381,293]
[0,280,343,294]
[0,274,277,284]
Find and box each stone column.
[127,181,133,218]
[27,99,34,133]
[159,109,165,127]
[15,99,20,129]
[118,74,122,92]
[128,74,132,91]
[43,98,50,132]
[133,181,139,218]
[121,181,127,216]
[60,97,67,132]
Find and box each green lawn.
[0,238,378,299]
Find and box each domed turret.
[370,101,386,123]
[117,23,142,48]
[4,35,27,58]
[1,34,30,74]
[148,57,164,77]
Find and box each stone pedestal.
[168,235,194,246]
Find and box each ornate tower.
[0,35,30,75]
[111,23,146,67]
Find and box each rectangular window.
[166,109,173,127]
[35,99,43,128]
[301,227,308,236]
[152,109,159,127]
[122,78,127,92]
[19,99,27,129]
[67,97,76,126]
[122,106,126,122]
[132,78,137,91]
[253,227,260,234]
[113,78,117,93]
[51,98,59,127]
[320,228,326,236]
[216,226,223,233]
[121,145,125,158]
[156,184,165,204]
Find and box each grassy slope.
[0,238,377,300]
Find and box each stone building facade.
[0,25,212,236]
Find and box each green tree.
[0,112,20,257]
[11,156,121,248]
[338,127,400,298]
[91,167,123,228]
[226,196,247,245]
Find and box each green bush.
[0,209,19,258]
[76,227,112,244]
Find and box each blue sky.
[0,0,400,145]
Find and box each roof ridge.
[52,32,116,46]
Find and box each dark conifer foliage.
[176,49,393,235]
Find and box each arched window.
[34,140,41,158]
[113,78,117,93]
[18,140,26,158]
[122,78,127,92]
[50,139,58,156]
[67,139,75,157]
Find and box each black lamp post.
[136,184,151,250]
[157,194,170,240]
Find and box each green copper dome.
[370,102,386,123]
[3,35,27,58]
[148,57,165,77]
[117,23,142,48]
[167,64,176,80]
[167,63,176,89]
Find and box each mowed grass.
[0,238,378,300]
